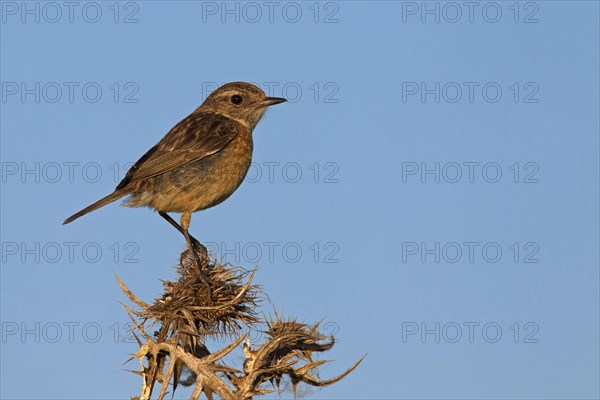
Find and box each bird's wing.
[116,112,240,190]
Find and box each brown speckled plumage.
[121,112,253,213]
[63,82,286,225]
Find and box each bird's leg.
[159,211,207,257]
[180,211,212,292]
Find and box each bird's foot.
[190,238,209,265]
[183,240,218,299]
[187,248,213,297]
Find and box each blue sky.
[1,1,599,399]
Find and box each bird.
[63,81,287,274]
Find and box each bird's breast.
[208,130,254,198]
[141,130,253,212]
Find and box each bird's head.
[200,82,287,130]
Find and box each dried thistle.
[119,246,364,400]
[231,314,365,398]
[119,249,261,338]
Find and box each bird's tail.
[63,190,127,225]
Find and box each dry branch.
[120,246,363,399]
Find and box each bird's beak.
[261,97,287,106]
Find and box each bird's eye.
[231,95,243,105]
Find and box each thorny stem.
[121,246,364,400]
